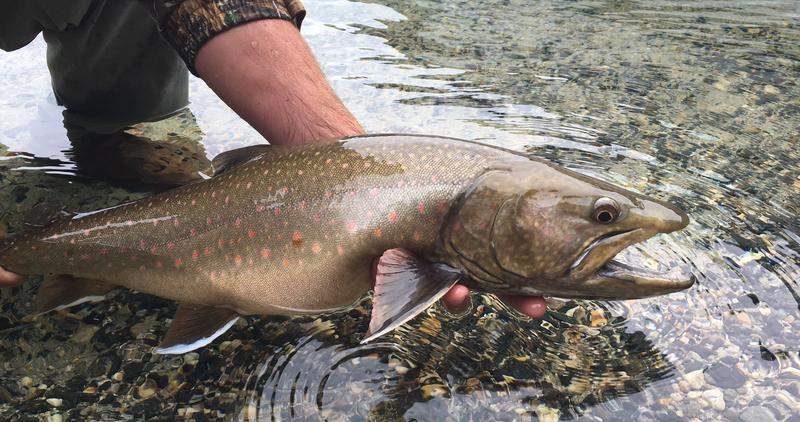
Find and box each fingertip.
[0,266,25,287]
[442,284,470,313]
[502,295,547,319]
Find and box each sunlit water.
[1,0,798,420]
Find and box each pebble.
[183,352,199,365]
[535,405,559,422]
[706,358,747,389]
[46,398,62,407]
[20,377,33,388]
[137,379,158,399]
[590,309,608,327]
[112,372,124,382]
[47,415,62,422]
[775,391,800,411]
[739,406,777,422]
[735,312,753,328]
[421,384,449,400]
[395,366,409,375]
[702,388,725,411]
[684,370,705,390]
[763,85,780,95]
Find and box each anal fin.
[34,275,116,313]
[362,249,462,344]
[155,304,239,354]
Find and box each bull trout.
[0,135,694,353]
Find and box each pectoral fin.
[34,275,116,314]
[155,304,239,354]
[362,249,462,344]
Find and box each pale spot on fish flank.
[234,255,243,266]
[175,258,183,268]
[388,211,398,222]
[192,250,199,261]
[311,243,322,254]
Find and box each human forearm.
[194,19,364,145]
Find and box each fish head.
[445,160,694,299]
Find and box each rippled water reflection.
[0,0,798,420]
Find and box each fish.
[0,135,694,353]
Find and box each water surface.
[0,0,798,420]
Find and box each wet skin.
[0,135,689,332]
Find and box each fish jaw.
[557,198,693,299]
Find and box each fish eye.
[593,197,619,224]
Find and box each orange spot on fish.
[218,239,225,249]
[248,229,257,238]
[282,258,289,268]
[234,217,242,227]
[373,228,382,238]
[273,208,281,216]
[192,250,199,261]
[346,222,358,233]
[292,231,303,247]
[413,231,422,241]
[388,211,398,222]
[204,247,210,256]
[234,255,243,266]
[281,187,288,194]
[312,213,321,222]
[175,258,183,268]
[261,248,272,258]
[139,240,146,250]
[190,228,197,237]
[418,202,426,214]
[298,201,306,210]
[311,243,321,253]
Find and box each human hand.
[442,283,548,318]
[0,266,24,287]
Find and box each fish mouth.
[565,229,695,299]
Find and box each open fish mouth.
[566,229,695,299]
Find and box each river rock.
[739,406,777,422]
[702,388,725,411]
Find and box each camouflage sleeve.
[145,0,306,74]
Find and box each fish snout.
[637,198,689,233]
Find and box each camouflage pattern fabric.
[151,0,306,74]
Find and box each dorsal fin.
[211,145,272,175]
